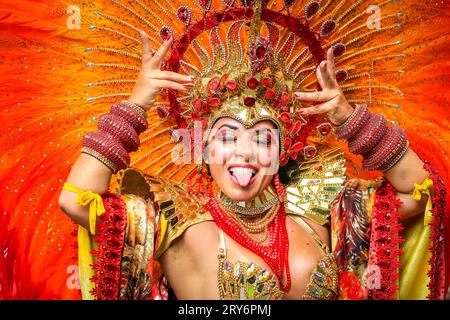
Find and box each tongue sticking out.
[231,170,253,187]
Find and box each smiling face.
[205,117,280,202]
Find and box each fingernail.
[294,92,301,99]
[183,85,191,90]
[298,109,305,114]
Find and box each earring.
[187,163,213,206]
[273,173,287,202]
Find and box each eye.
[218,130,237,143]
[255,132,273,146]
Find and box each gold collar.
[216,185,279,216]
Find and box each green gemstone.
[247,285,254,299]
[257,283,265,293]
[239,274,245,285]
[248,275,256,284]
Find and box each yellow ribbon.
[63,183,105,235]
[412,178,433,226]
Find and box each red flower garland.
[422,160,446,300]
[367,181,404,300]
[90,192,127,300]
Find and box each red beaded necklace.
[204,175,291,292]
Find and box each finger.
[297,100,335,116]
[318,59,335,89]
[152,79,189,92]
[294,90,336,102]
[149,37,173,69]
[326,47,337,80]
[149,70,194,83]
[316,60,327,89]
[140,31,153,63]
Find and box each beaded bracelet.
[111,101,148,134]
[334,104,371,140]
[348,113,388,156]
[82,131,130,172]
[81,147,117,173]
[98,114,140,152]
[335,104,409,172]
[362,126,408,171]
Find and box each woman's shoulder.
[115,167,213,258]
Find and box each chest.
[161,218,327,299]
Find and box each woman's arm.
[295,47,430,219]
[58,32,192,228]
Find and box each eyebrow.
[217,124,239,131]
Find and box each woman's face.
[206,117,280,201]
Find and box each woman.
[57,0,446,300]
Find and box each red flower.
[193,99,203,112]
[280,137,304,165]
[280,112,290,123]
[207,97,221,107]
[281,92,290,107]
[338,271,365,300]
[208,76,221,93]
[291,121,303,136]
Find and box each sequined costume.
[0,0,448,300]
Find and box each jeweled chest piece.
[216,185,279,217]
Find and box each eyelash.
[220,135,272,145]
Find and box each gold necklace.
[222,202,279,244]
[217,185,279,217]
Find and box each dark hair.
[277,157,301,185]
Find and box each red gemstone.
[262,77,273,88]
[333,43,346,58]
[280,112,290,123]
[281,92,290,107]
[243,97,256,106]
[336,70,348,82]
[283,0,296,10]
[256,46,265,59]
[199,0,212,10]
[305,1,320,20]
[225,80,238,90]
[320,20,336,37]
[193,99,203,112]
[264,90,276,100]
[246,77,259,89]
[159,27,173,41]
[244,97,256,107]
[317,123,332,136]
[304,146,317,158]
[177,6,191,25]
[207,97,221,107]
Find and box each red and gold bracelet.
[335,104,409,172]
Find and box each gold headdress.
[82,0,409,222]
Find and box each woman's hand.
[294,47,354,125]
[128,31,194,110]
